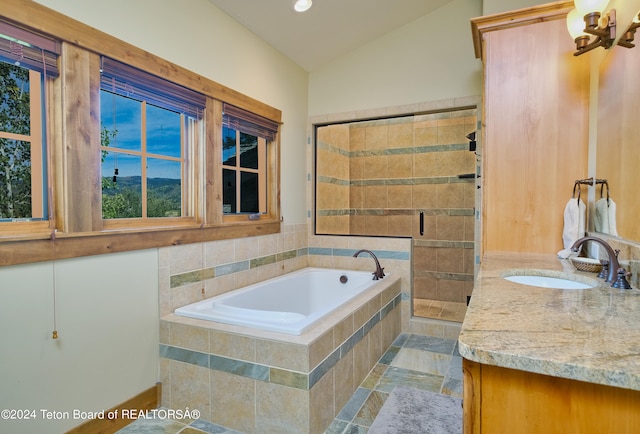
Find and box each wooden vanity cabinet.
[466,4,640,432]
[463,358,640,434]
[472,2,590,255]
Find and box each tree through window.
[0,20,59,227]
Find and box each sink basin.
[502,270,598,289]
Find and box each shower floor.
[413,299,467,323]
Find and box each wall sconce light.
[618,14,640,48]
[566,0,616,56]
[293,0,312,13]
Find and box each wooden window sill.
[0,219,280,266]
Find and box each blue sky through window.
[147,104,181,158]
[100,90,182,179]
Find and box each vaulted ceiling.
[208,0,454,71]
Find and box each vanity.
[463,2,640,431]
[458,252,640,433]
[471,0,640,255]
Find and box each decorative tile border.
[413,240,474,249]
[160,293,401,391]
[170,247,407,288]
[349,176,474,186]
[316,140,469,157]
[316,208,475,217]
[170,248,303,288]
[308,247,410,261]
[169,268,217,288]
[413,270,474,282]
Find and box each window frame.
[99,94,199,228]
[219,102,279,224]
[222,130,268,218]
[0,0,282,266]
[0,64,51,237]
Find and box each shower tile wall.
[315,110,477,320]
[316,125,350,235]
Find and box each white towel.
[594,197,618,236]
[562,197,586,249]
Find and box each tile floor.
[116,333,463,434]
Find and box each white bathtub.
[174,267,385,335]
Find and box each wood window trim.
[0,0,282,267]
[0,221,281,266]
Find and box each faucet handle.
[612,267,632,290]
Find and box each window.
[0,20,59,229]
[1,3,282,265]
[99,57,205,224]
[222,127,264,214]
[221,103,277,218]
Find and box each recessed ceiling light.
[294,0,312,13]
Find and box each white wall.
[483,0,550,15]
[0,250,158,433]
[308,0,483,116]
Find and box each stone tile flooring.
[116,333,463,434]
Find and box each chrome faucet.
[353,249,385,280]
[570,236,621,284]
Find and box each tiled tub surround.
[159,224,310,318]
[158,222,459,431]
[119,332,463,433]
[159,224,412,321]
[160,275,401,433]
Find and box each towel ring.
[573,182,582,205]
[599,181,611,205]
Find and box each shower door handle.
[419,211,424,236]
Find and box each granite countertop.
[458,252,640,391]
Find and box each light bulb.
[573,0,609,16]
[567,8,588,40]
[294,0,312,13]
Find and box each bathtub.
[174,267,384,335]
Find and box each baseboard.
[65,382,161,434]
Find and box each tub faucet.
[353,249,385,280]
[570,236,621,284]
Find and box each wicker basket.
[570,257,602,273]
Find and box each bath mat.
[368,386,462,434]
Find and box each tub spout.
[570,236,620,285]
[353,249,385,280]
